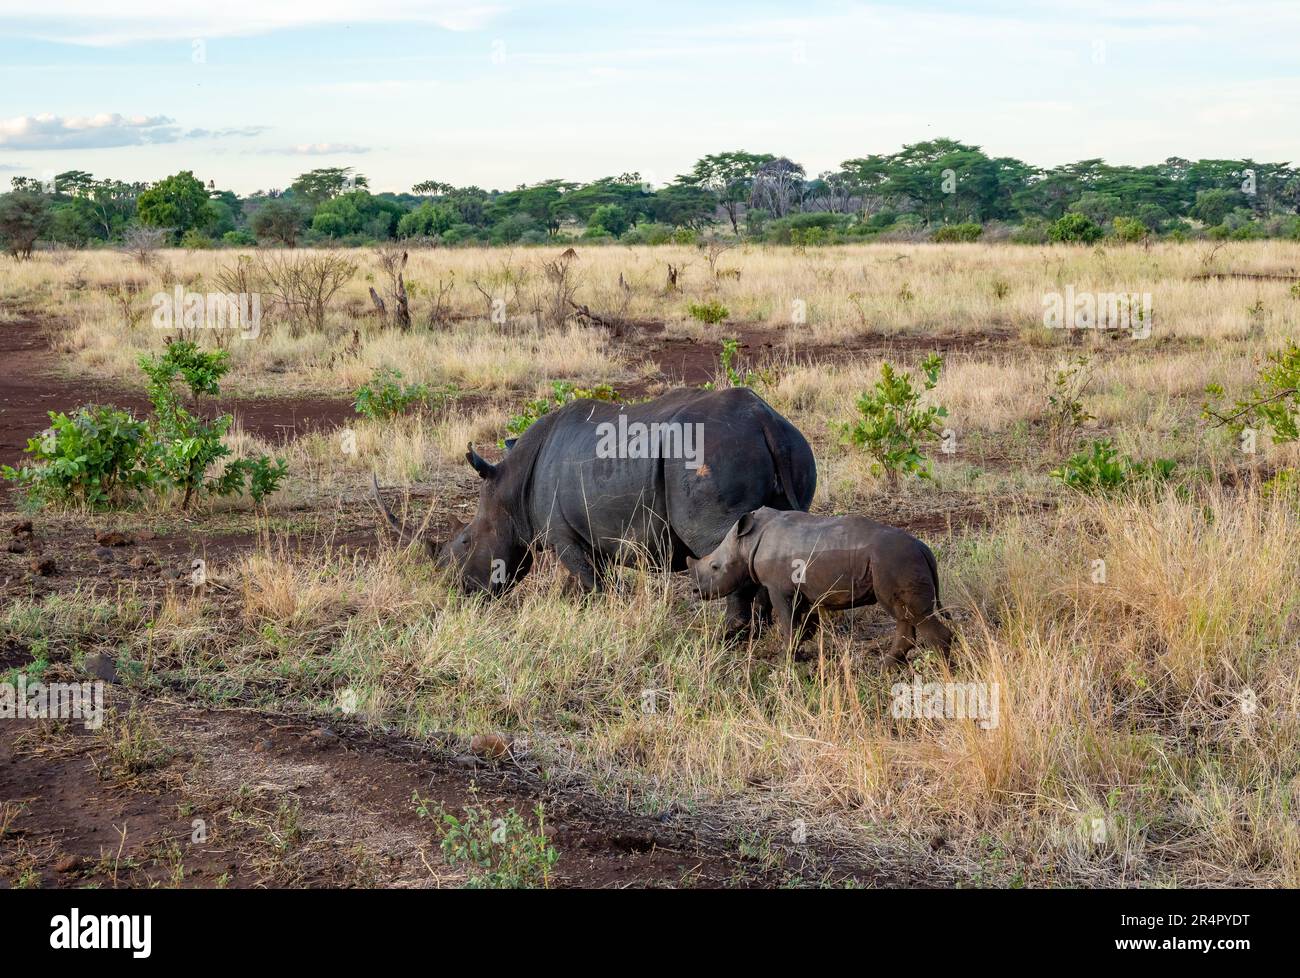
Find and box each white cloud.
[0,115,271,150]
[2,1,507,46]
[0,113,180,149]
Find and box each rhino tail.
[760,413,803,511]
[922,542,944,614]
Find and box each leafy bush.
[354,368,425,420]
[139,342,287,508]
[1204,341,1300,446]
[1,406,152,507]
[4,343,287,510]
[933,222,983,242]
[414,795,557,889]
[1111,216,1149,242]
[1049,212,1103,244]
[836,353,948,487]
[1050,439,1177,493]
[763,211,853,245]
[687,300,729,325]
[707,338,775,390]
[505,381,619,443]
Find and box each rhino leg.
[766,587,795,641]
[723,580,768,639]
[886,616,915,666]
[554,536,599,592]
[916,614,954,660]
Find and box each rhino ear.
[465,444,497,480]
[736,511,758,537]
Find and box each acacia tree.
[289,167,368,206]
[749,157,805,218]
[684,151,774,233]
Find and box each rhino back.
[524,388,815,565]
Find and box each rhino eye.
[711,562,719,570]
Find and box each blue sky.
[1,1,1297,194]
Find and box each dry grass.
[6,239,1300,886]
[82,482,1292,886]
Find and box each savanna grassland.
[3,240,1299,887]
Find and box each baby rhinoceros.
[686,507,952,663]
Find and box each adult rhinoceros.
[372,386,816,633]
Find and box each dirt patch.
[619,320,1018,391]
[0,691,883,889]
[0,315,354,470]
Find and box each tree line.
[2,138,1298,256]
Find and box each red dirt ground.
[0,315,354,470]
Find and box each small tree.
[1044,356,1096,455]
[250,199,307,247]
[255,251,357,335]
[0,190,52,259]
[121,225,168,266]
[837,354,948,487]
[136,171,217,242]
[140,342,287,509]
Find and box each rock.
[128,554,155,570]
[84,653,119,683]
[450,754,483,769]
[10,520,33,538]
[28,556,55,576]
[469,733,513,760]
[135,529,157,542]
[94,530,134,547]
[92,547,117,562]
[302,727,338,750]
[54,854,84,874]
[6,541,26,555]
[253,738,274,753]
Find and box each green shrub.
[687,300,729,325]
[1111,216,1149,242]
[352,368,454,421]
[4,342,287,510]
[933,222,983,242]
[1049,212,1103,244]
[836,353,948,487]
[709,338,775,390]
[1050,439,1177,493]
[139,342,287,508]
[179,228,213,249]
[1204,341,1300,446]
[505,380,619,443]
[414,795,557,889]
[1,406,152,507]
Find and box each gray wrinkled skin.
[687,507,953,663]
